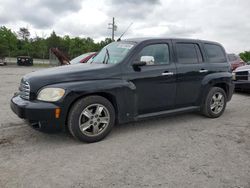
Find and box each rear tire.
[201,87,227,118]
[68,96,115,143]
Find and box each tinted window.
[138,44,170,65]
[176,43,203,64]
[204,43,226,63]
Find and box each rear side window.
[204,43,226,63]
[176,43,203,64]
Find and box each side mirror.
[140,56,155,65]
[133,61,146,67]
[132,56,155,68]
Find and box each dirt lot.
[0,66,250,188]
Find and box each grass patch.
[33,64,56,68]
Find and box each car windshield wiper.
[102,48,110,64]
[105,48,110,64]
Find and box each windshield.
[91,42,135,64]
[70,52,94,64]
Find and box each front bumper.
[234,80,250,91]
[10,95,64,131]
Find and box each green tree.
[0,26,114,59]
[68,37,85,58]
[0,26,17,57]
[30,36,47,58]
[97,38,112,50]
[239,51,250,63]
[46,31,62,49]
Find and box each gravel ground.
[0,66,250,188]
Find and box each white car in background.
[233,65,250,91]
[0,57,7,66]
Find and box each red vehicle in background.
[227,53,245,71]
[51,48,97,65]
[70,52,97,64]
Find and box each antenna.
[117,22,133,41]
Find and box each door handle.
[162,72,174,76]
[199,69,208,73]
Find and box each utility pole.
[108,17,117,41]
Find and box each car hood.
[234,65,250,72]
[23,63,120,92]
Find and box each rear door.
[173,40,209,107]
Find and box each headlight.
[232,72,236,80]
[37,88,65,102]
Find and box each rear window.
[204,43,226,63]
[176,43,203,64]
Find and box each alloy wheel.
[78,104,110,136]
[210,92,225,114]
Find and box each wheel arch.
[213,82,229,98]
[65,92,119,126]
[201,81,230,103]
[200,72,233,104]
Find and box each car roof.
[123,37,221,45]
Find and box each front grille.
[19,80,30,100]
[236,71,249,80]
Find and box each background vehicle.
[0,57,7,66]
[70,52,97,64]
[51,48,97,65]
[11,38,234,143]
[227,53,245,71]
[17,56,33,66]
[233,65,250,91]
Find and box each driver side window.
[137,44,170,65]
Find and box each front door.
[124,41,177,115]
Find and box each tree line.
[0,26,112,59]
[239,51,250,63]
[0,26,250,62]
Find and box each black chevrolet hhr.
[11,38,234,142]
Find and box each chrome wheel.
[210,92,225,114]
[78,104,110,136]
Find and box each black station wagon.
[11,38,234,142]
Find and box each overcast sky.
[0,0,249,53]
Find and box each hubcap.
[79,104,110,136]
[210,92,225,114]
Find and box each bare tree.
[17,27,30,40]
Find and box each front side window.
[176,43,203,64]
[204,43,226,63]
[91,42,135,64]
[137,44,170,65]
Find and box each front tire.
[201,87,227,118]
[68,96,115,143]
